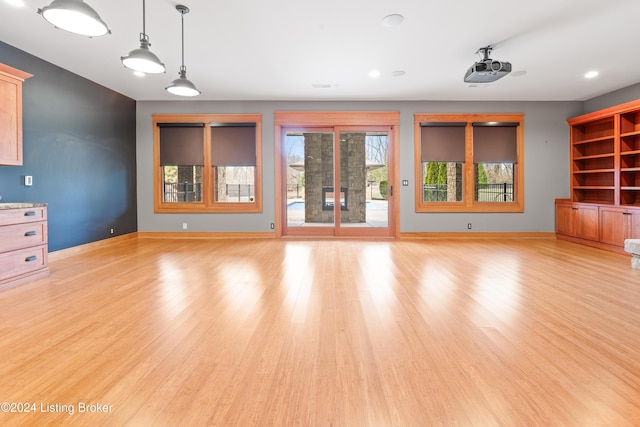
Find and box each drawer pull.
[25,255,38,262]
[24,211,37,217]
[24,231,37,236]
[623,212,632,216]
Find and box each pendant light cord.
[142,0,146,36]
[181,11,185,68]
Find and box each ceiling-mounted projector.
[464,46,512,83]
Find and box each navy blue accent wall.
[0,41,137,252]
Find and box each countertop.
[0,203,47,210]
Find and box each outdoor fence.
[225,184,254,202]
[164,182,254,202]
[423,183,513,202]
[164,182,202,202]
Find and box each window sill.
[416,202,524,213]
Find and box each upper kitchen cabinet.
[0,63,32,166]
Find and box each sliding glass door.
[279,118,396,237]
[338,130,389,230]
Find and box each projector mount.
[478,46,493,61]
[463,45,512,83]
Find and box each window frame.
[414,113,524,213]
[153,113,262,213]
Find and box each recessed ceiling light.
[585,70,599,79]
[391,70,406,77]
[369,69,381,78]
[382,14,404,27]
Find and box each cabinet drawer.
[0,245,48,282]
[0,207,47,226]
[0,222,47,253]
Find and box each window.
[211,123,257,203]
[153,114,262,213]
[414,114,524,212]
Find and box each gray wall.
[584,82,640,114]
[0,41,137,251]
[137,100,582,233]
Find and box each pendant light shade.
[166,5,200,97]
[166,66,201,97]
[38,0,110,37]
[121,0,165,74]
[121,36,165,74]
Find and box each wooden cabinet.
[556,199,640,253]
[559,99,640,253]
[599,206,640,247]
[556,201,599,240]
[0,205,49,291]
[0,63,32,166]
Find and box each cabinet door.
[599,207,628,246]
[576,205,599,241]
[631,210,640,239]
[0,75,21,165]
[0,64,31,166]
[556,204,575,236]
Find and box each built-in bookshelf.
[568,100,640,206]
[619,110,640,205]
[559,100,640,254]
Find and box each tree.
[476,164,488,189]
[425,162,442,184]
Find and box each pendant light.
[166,5,201,97]
[38,0,110,37]
[121,0,165,74]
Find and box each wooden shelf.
[573,135,615,144]
[580,200,615,205]
[573,169,614,174]
[573,153,614,160]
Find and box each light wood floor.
[1,237,639,426]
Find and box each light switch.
[24,176,33,186]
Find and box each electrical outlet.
[467,223,472,229]
[402,180,409,186]
[24,175,33,186]
[110,228,114,234]
[270,223,275,230]
[182,223,188,230]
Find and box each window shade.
[420,123,466,162]
[472,123,518,163]
[210,123,256,166]
[159,123,204,166]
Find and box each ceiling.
[1,0,639,102]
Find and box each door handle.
[389,185,393,197]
